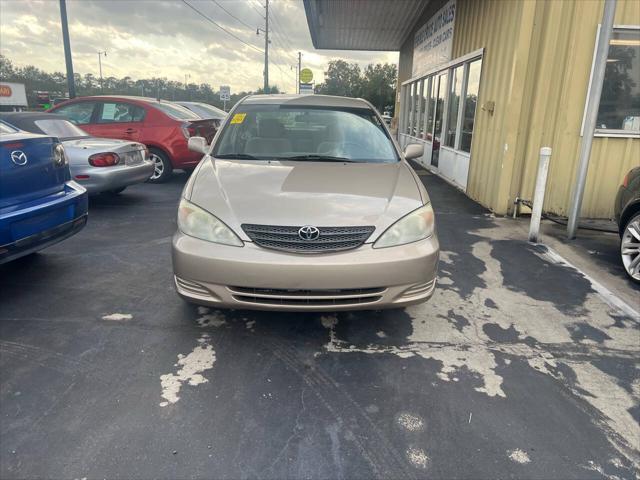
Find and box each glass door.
[431,71,448,168]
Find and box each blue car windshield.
[213,104,398,163]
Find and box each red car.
[49,96,219,182]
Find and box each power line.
[181,0,263,54]
[247,0,265,19]
[271,32,297,63]
[210,0,255,31]
[270,1,295,48]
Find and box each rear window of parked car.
[34,119,88,139]
[153,102,200,120]
[0,122,18,134]
[97,102,146,123]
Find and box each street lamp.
[97,50,107,92]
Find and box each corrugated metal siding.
[451,0,525,212]
[513,0,640,219]
[446,0,639,217]
[306,0,428,50]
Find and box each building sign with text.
[412,0,456,77]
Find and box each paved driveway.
[1,170,638,479]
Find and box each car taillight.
[622,172,630,188]
[53,143,67,167]
[89,152,120,167]
[181,123,198,139]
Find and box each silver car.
[174,101,227,121]
[0,113,154,195]
[172,94,439,311]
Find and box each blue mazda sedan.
[0,121,88,264]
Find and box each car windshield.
[213,104,398,163]
[153,101,200,120]
[183,103,226,120]
[34,119,88,139]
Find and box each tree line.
[0,55,397,113]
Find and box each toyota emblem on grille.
[298,225,320,241]
[10,150,28,166]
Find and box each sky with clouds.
[0,0,398,93]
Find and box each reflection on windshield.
[213,105,398,163]
[35,119,88,138]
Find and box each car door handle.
[124,128,136,134]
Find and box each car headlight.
[177,198,243,247]
[373,204,435,249]
[53,143,67,167]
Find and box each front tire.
[621,212,640,283]
[148,148,173,183]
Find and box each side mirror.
[404,143,424,160]
[188,136,208,154]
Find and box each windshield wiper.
[215,153,260,160]
[281,154,355,162]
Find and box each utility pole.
[567,0,617,239]
[97,51,107,93]
[264,0,269,92]
[59,0,76,98]
[298,51,301,94]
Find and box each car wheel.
[148,148,173,183]
[620,212,640,283]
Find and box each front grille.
[228,286,385,307]
[241,224,375,253]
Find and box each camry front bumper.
[171,232,439,311]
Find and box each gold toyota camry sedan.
[171,94,439,311]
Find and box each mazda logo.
[10,150,28,166]
[298,225,320,241]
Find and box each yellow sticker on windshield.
[230,113,246,124]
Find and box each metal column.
[567,0,617,239]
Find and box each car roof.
[0,112,69,134]
[61,95,176,105]
[240,94,373,109]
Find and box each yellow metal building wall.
[451,0,639,218]
[451,0,529,214]
[514,0,640,219]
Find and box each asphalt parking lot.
[1,169,639,479]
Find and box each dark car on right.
[615,166,640,283]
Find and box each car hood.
[188,159,426,242]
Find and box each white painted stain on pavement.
[159,334,216,407]
[195,307,226,328]
[397,413,424,432]
[102,313,132,321]
[318,228,640,464]
[406,446,429,469]
[508,449,531,464]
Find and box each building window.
[460,59,482,152]
[594,27,640,135]
[425,76,436,139]
[445,65,464,148]
[416,79,425,138]
[407,82,416,134]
